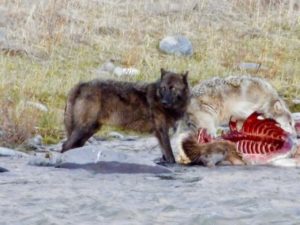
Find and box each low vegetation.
[0,0,299,148]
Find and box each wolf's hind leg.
[61,123,101,153]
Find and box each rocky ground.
[1,132,300,225]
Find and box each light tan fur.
[185,75,296,136]
[176,132,245,166]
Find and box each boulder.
[159,35,193,56]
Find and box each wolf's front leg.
[154,116,176,163]
[155,128,176,163]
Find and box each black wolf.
[62,69,190,163]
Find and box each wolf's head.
[157,68,190,110]
[269,99,296,136]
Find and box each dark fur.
[181,133,244,166]
[62,69,190,163]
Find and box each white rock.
[292,99,300,104]
[99,60,116,73]
[28,152,63,166]
[25,135,43,149]
[24,101,48,112]
[159,35,193,56]
[271,158,300,167]
[0,147,28,157]
[113,67,140,77]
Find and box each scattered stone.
[28,152,63,167]
[292,99,300,105]
[25,101,48,112]
[100,59,116,73]
[271,158,300,167]
[25,135,43,150]
[0,147,28,157]
[159,35,193,56]
[113,66,140,77]
[238,62,268,71]
[96,59,139,77]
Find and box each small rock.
[113,67,140,77]
[100,59,116,73]
[292,99,300,105]
[97,59,139,77]
[0,147,28,157]
[271,158,300,167]
[28,152,63,167]
[159,35,193,56]
[25,101,48,112]
[25,135,43,150]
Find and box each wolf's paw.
[154,156,176,166]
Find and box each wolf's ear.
[274,100,284,113]
[161,68,167,79]
[182,71,189,84]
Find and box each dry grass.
[0,0,299,147]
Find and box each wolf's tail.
[64,83,84,138]
[177,132,205,164]
[177,132,242,165]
